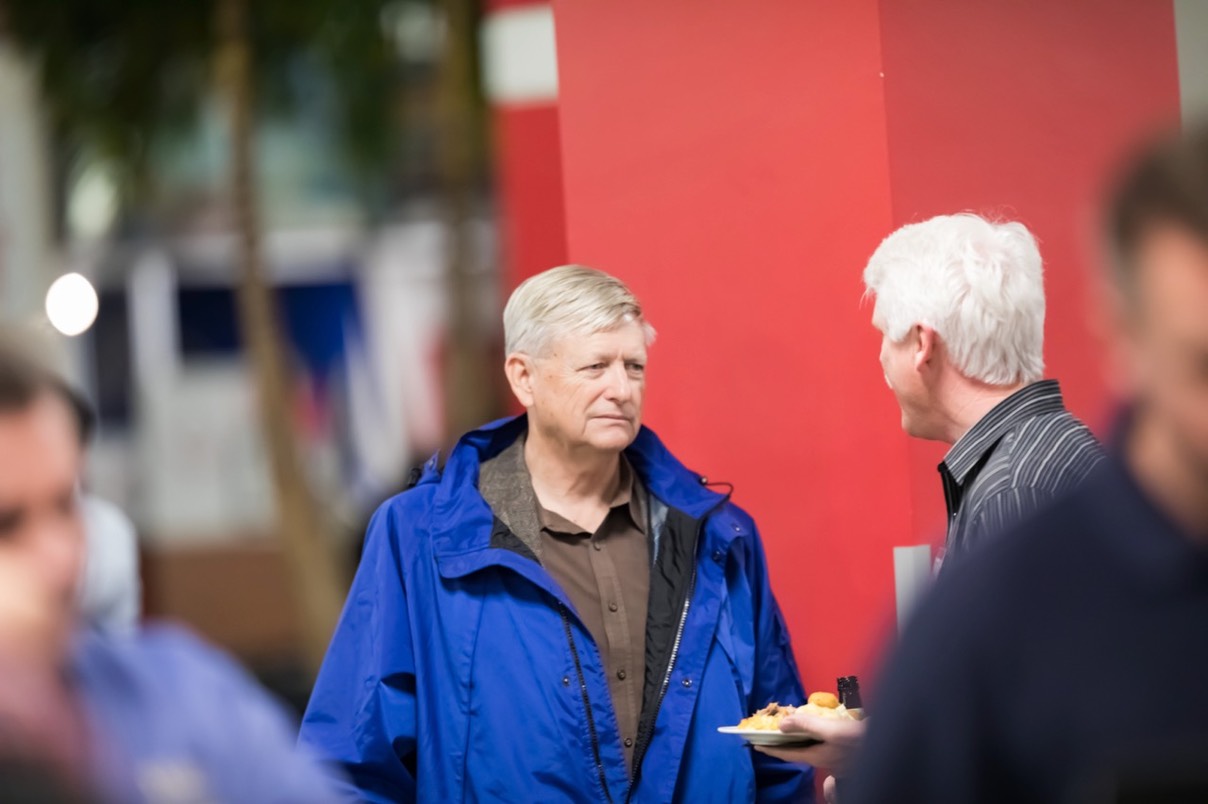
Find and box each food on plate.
[807,691,839,709]
[735,697,856,731]
[730,675,866,733]
[736,702,796,731]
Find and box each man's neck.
[1128,410,1208,542]
[524,427,622,508]
[937,379,1026,445]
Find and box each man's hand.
[752,712,865,774]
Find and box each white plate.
[715,726,821,747]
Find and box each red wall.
[553,0,909,693]
[550,0,1182,697]
[550,0,1179,690]
[879,1,1181,539]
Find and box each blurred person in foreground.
[762,214,1104,797]
[0,326,142,634]
[300,265,812,802]
[0,338,339,803]
[844,125,1208,803]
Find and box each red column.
[551,0,1180,695]
[483,0,567,297]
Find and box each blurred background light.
[45,272,100,336]
[67,161,119,241]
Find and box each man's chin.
[586,423,638,451]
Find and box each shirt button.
[608,602,619,613]
[562,676,570,687]
[712,549,723,563]
[592,542,602,552]
[617,670,627,680]
[624,737,634,748]
[681,678,692,688]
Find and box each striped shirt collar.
[942,379,1067,484]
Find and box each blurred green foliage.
[1,0,457,205]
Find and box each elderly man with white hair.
[864,213,1103,572]
[300,265,812,802]
[762,214,1104,801]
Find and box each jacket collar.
[428,415,729,564]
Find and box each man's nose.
[604,363,634,401]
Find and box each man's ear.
[505,353,536,409]
[913,325,938,372]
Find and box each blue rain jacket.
[300,416,813,802]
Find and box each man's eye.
[581,363,607,372]
[626,363,645,373]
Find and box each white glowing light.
[45,273,99,337]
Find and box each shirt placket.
[588,527,640,754]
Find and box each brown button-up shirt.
[476,433,650,772]
[536,458,649,770]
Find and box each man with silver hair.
[844,121,1208,804]
[764,214,1104,800]
[865,213,1103,572]
[301,265,812,802]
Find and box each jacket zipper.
[561,603,614,804]
[626,492,731,802]
[624,567,695,803]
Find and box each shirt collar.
[537,453,647,537]
[941,379,1067,485]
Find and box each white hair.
[863,214,1045,385]
[503,265,656,356]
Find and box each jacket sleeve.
[744,519,815,804]
[299,503,419,803]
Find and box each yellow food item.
[737,702,796,730]
[735,699,855,730]
[807,691,840,709]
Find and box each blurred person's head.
[1106,123,1208,526]
[863,213,1046,442]
[0,339,87,661]
[503,265,656,455]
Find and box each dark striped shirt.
[938,379,1104,572]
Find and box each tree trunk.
[436,0,495,441]
[215,0,346,675]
